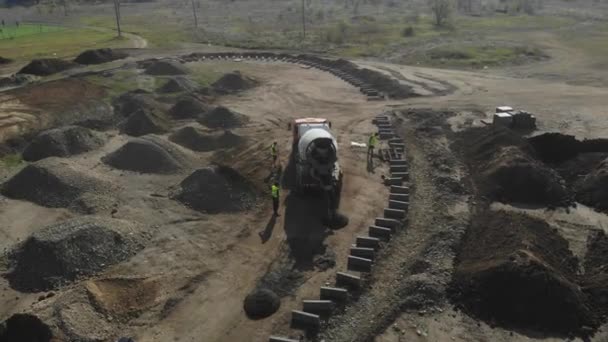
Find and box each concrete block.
[356,236,380,250]
[348,255,373,272]
[302,300,334,314]
[369,225,392,240]
[389,200,409,210]
[384,208,406,220]
[350,246,375,260]
[390,159,407,166]
[389,193,409,202]
[392,172,409,181]
[379,133,394,140]
[388,138,403,144]
[390,165,408,173]
[336,272,361,289]
[291,310,320,330]
[269,337,299,342]
[390,185,409,194]
[320,286,348,301]
[389,142,406,149]
[375,217,400,231]
[386,177,402,185]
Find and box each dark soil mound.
[575,157,608,211]
[0,74,36,89]
[169,96,211,119]
[481,146,567,204]
[173,165,258,213]
[157,76,201,93]
[5,217,143,292]
[1,158,112,209]
[103,135,188,174]
[22,125,106,162]
[169,126,244,152]
[529,133,608,164]
[243,288,280,319]
[198,106,248,129]
[451,210,596,334]
[119,108,170,137]
[18,58,77,76]
[112,90,158,117]
[0,56,12,64]
[457,125,534,163]
[0,314,52,342]
[144,60,188,76]
[555,152,608,184]
[582,230,608,316]
[74,48,128,65]
[211,71,257,94]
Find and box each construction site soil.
[0,56,12,65]
[142,60,189,76]
[211,71,258,94]
[22,125,106,162]
[5,217,145,292]
[198,106,248,129]
[74,48,128,65]
[157,76,203,94]
[169,95,211,119]
[169,125,244,152]
[0,314,52,342]
[17,58,77,76]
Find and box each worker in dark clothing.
[270,141,278,166]
[271,182,280,216]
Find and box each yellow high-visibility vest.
[271,185,279,198]
[368,135,378,147]
[271,143,277,156]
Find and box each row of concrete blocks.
[182,52,383,100]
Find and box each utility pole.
[113,0,122,37]
[301,0,306,40]
[191,0,199,28]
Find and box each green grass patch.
[1,154,23,168]
[0,27,122,61]
[0,24,64,40]
[86,69,145,98]
[411,44,547,68]
[457,14,576,31]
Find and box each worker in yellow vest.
[270,141,278,166]
[271,181,280,216]
[368,132,378,160]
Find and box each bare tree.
[191,0,199,28]
[429,0,453,26]
[113,0,122,37]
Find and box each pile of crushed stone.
[103,135,189,174]
[0,314,53,342]
[211,71,257,94]
[169,96,210,119]
[18,58,77,76]
[172,165,258,213]
[119,108,170,137]
[0,74,36,89]
[157,76,202,94]
[74,48,128,65]
[5,217,144,292]
[198,106,248,129]
[1,157,114,210]
[112,90,159,117]
[243,288,280,319]
[143,60,189,76]
[450,210,596,334]
[169,126,244,152]
[22,125,106,162]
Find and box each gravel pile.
[169,96,211,119]
[74,48,128,65]
[18,58,77,76]
[211,71,257,94]
[112,90,158,117]
[103,135,188,174]
[5,217,144,292]
[157,76,201,93]
[198,106,248,129]
[119,108,170,137]
[22,125,106,162]
[169,126,244,152]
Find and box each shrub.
[402,26,415,37]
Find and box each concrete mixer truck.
[289,118,343,222]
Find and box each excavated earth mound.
[144,60,188,76]
[198,106,248,129]
[157,76,202,94]
[18,58,77,76]
[169,96,211,119]
[243,288,280,319]
[481,145,568,205]
[74,48,128,65]
[0,56,12,64]
[575,157,608,211]
[173,165,258,213]
[529,133,608,164]
[0,157,113,209]
[22,125,106,162]
[119,108,170,137]
[5,217,144,292]
[451,210,596,334]
[211,71,257,94]
[112,90,158,117]
[0,74,36,89]
[0,314,53,342]
[103,135,188,174]
[169,126,244,152]
[582,230,608,317]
